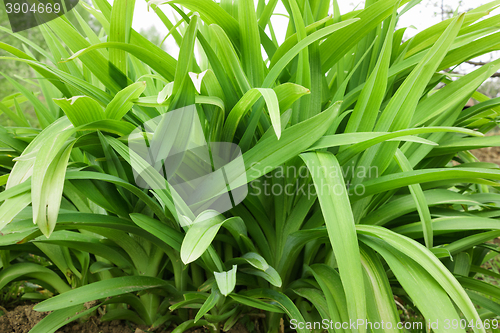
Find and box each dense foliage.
[1,0,500,332]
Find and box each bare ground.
[0,305,250,333]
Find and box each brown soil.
[471,128,500,164]
[0,305,250,333]
[472,146,500,165]
[0,305,136,333]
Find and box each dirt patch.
[0,305,250,333]
[57,318,136,333]
[185,324,249,333]
[0,305,46,333]
[472,146,500,165]
[471,128,500,165]
[0,305,135,333]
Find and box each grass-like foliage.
[1,0,500,332]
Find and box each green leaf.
[242,266,282,288]
[0,46,71,97]
[45,17,125,93]
[65,42,176,82]
[105,82,147,120]
[195,288,221,323]
[360,235,464,333]
[259,89,281,139]
[352,167,500,201]
[393,216,500,238]
[229,293,284,313]
[357,225,485,333]
[239,252,269,271]
[444,231,500,255]
[238,0,264,87]
[244,289,309,333]
[345,4,397,134]
[222,88,280,142]
[274,83,310,111]
[152,0,240,46]
[0,102,30,128]
[228,252,282,287]
[0,192,31,231]
[316,126,480,159]
[109,0,137,73]
[0,263,70,294]
[310,132,437,151]
[209,24,251,95]
[214,265,237,296]
[292,288,332,326]
[0,72,55,128]
[466,291,500,317]
[413,58,500,127]
[100,309,146,326]
[29,304,99,333]
[170,319,216,333]
[190,102,340,209]
[130,213,182,251]
[172,14,199,97]
[300,151,366,329]
[54,97,104,127]
[263,19,359,88]
[394,149,433,248]
[181,212,238,264]
[34,276,171,312]
[33,231,133,269]
[402,10,492,58]
[374,14,464,170]
[429,135,500,156]
[89,261,115,274]
[37,142,76,237]
[359,245,402,333]
[361,189,480,226]
[320,0,406,69]
[308,264,349,328]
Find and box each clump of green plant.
[1,0,500,332]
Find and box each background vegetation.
[0,0,500,332]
